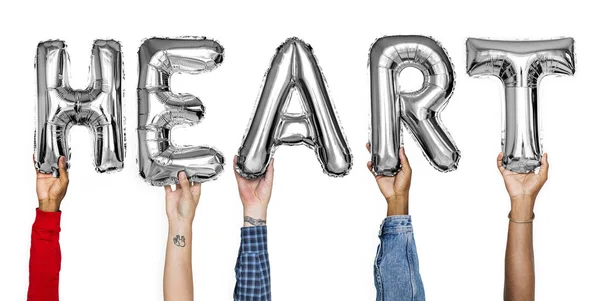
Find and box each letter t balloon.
[466,38,575,173]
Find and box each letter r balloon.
[369,35,461,176]
[35,40,125,175]
[137,37,225,186]
[466,38,575,173]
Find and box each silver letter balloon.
[369,35,460,176]
[236,38,352,179]
[466,38,575,173]
[34,40,125,175]
[137,37,225,186]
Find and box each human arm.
[28,156,69,301]
[499,153,549,301]
[163,172,201,301]
[367,145,425,300]
[233,156,274,301]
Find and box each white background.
[1,0,598,300]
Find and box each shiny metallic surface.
[236,38,352,179]
[466,38,575,173]
[34,40,125,175]
[369,35,460,176]
[137,37,225,186]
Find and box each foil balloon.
[369,35,460,176]
[236,37,352,179]
[34,40,125,175]
[137,37,225,186]
[466,38,575,173]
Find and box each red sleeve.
[27,208,62,301]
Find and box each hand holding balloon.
[35,155,69,212]
[497,153,549,220]
[234,156,274,226]
[164,172,201,226]
[500,152,547,300]
[367,144,412,216]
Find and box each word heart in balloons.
[33,36,576,184]
[34,40,126,175]
[466,38,575,173]
[236,38,353,179]
[369,35,461,176]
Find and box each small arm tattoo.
[173,234,186,247]
[244,216,267,226]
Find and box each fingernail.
[179,171,185,180]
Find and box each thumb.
[178,171,191,195]
[58,156,69,185]
[539,153,549,181]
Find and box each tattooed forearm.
[173,234,186,247]
[244,216,267,226]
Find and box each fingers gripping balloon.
[466,38,575,173]
[34,40,126,175]
[236,38,352,179]
[369,35,461,176]
[137,37,225,186]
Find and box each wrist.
[386,194,409,216]
[387,203,409,216]
[38,200,60,212]
[510,194,535,202]
[243,205,268,227]
[510,196,535,220]
[168,219,193,233]
[243,204,267,219]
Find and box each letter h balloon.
[34,40,125,175]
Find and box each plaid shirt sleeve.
[234,226,271,301]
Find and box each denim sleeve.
[374,216,425,301]
[234,226,271,301]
